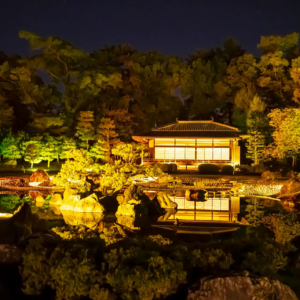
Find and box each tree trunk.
[31,162,33,169]
[48,160,50,168]
[86,140,89,150]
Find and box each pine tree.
[76,111,95,150]
[97,118,120,162]
[60,137,77,160]
[89,139,107,161]
[246,131,266,166]
[24,141,42,169]
[245,198,265,227]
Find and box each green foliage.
[262,213,300,244]
[245,198,265,227]
[77,111,95,149]
[112,142,148,164]
[246,131,266,166]
[261,171,281,181]
[0,95,14,130]
[23,141,42,168]
[198,164,219,174]
[40,136,60,168]
[53,149,94,190]
[0,132,22,161]
[60,137,77,159]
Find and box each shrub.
[253,164,269,173]
[198,164,219,174]
[222,165,234,175]
[238,164,253,173]
[261,171,281,181]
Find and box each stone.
[0,203,32,244]
[50,205,62,215]
[280,178,300,195]
[116,203,138,217]
[0,245,23,264]
[38,180,54,187]
[29,168,49,183]
[116,215,140,230]
[74,194,104,213]
[63,188,78,202]
[156,192,178,209]
[61,194,105,214]
[61,210,104,229]
[60,195,81,211]
[36,195,45,203]
[187,272,298,300]
[49,194,63,206]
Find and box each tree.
[0,95,14,130]
[89,140,107,162]
[246,131,266,166]
[60,137,77,160]
[76,111,95,150]
[24,142,42,168]
[0,133,22,161]
[40,136,59,168]
[245,198,265,227]
[97,118,120,161]
[112,143,148,164]
[265,108,300,166]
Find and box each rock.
[50,205,62,215]
[36,195,45,203]
[38,180,54,187]
[61,194,105,213]
[63,188,78,202]
[280,178,300,195]
[0,245,23,264]
[156,192,178,209]
[29,168,49,183]
[116,203,138,217]
[117,184,142,205]
[29,191,44,201]
[187,272,298,300]
[116,215,140,230]
[60,195,81,211]
[61,210,104,229]
[0,203,32,244]
[49,194,63,206]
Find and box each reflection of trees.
[245,198,265,227]
[0,194,23,213]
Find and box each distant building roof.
[153,120,239,132]
[132,120,242,142]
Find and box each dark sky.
[1,0,300,58]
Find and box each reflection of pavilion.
[168,196,240,222]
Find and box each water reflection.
[147,192,241,222]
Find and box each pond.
[0,188,276,237]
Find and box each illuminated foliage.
[112,142,148,164]
[245,198,265,227]
[76,111,95,150]
[246,131,266,166]
[262,213,300,244]
[0,132,22,161]
[60,137,77,160]
[40,136,60,168]
[24,141,42,169]
[53,149,94,190]
[97,117,120,162]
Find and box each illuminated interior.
[155,147,230,160]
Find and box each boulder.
[50,205,62,215]
[74,194,105,213]
[63,188,78,202]
[280,178,300,195]
[60,195,81,211]
[49,194,63,206]
[0,203,32,244]
[36,195,45,203]
[116,202,138,217]
[29,168,49,183]
[156,192,178,209]
[38,180,54,187]
[187,272,298,300]
[61,194,105,214]
[0,245,23,264]
[61,210,104,229]
[116,215,140,230]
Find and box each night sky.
[1,0,300,57]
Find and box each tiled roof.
[152,121,239,132]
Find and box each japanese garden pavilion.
[133,120,245,169]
